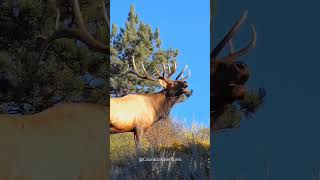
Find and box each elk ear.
[158,79,168,88]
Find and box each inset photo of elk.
[0,0,109,179]
[212,0,320,179]
[211,6,265,178]
[110,1,210,179]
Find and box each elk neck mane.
[148,90,181,120]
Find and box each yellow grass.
[110,118,210,179]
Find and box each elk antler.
[155,61,177,79]
[211,10,257,62]
[175,64,191,81]
[220,25,256,62]
[155,61,190,81]
[102,0,110,34]
[127,56,158,82]
[166,62,177,78]
[38,0,108,56]
[128,56,190,82]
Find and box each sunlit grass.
[110,118,210,179]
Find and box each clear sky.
[111,0,210,127]
[214,0,320,179]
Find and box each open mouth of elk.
[110,56,192,148]
[211,10,265,130]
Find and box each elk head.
[211,11,256,111]
[110,57,191,148]
[128,56,192,103]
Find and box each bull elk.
[211,11,263,130]
[110,56,192,148]
[0,0,109,179]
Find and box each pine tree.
[110,4,179,97]
[0,0,109,114]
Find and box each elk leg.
[134,127,144,150]
[134,130,138,147]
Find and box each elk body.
[110,57,192,147]
[0,103,108,180]
[211,11,260,130]
[0,0,109,179]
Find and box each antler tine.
[162,62,166,77]
[180,69,191,81]
[167,63,171,75]
[141,63,150,78]
[39,0,108,54]
[220,24,257,62]
[102,0,110,34]
[155,67,163,78]
[127,56,158,82]
[175,64,190,80]
[154,61,169,79]
[211,10,248,59]
[167,61,177,78]
[131,56,141,76]
[228,40,235,54]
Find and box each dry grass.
[110,118,210,179]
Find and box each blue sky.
[111,1,210,127]
[214,0,320,179]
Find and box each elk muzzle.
[230,84,247,100]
